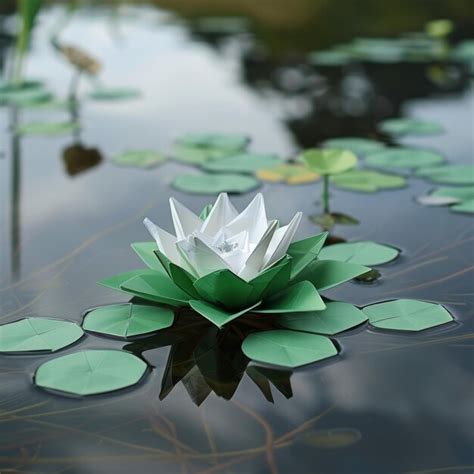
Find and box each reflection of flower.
[99,194,369,327]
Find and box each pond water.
[0,3,473,473]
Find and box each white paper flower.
[143,193,302,281]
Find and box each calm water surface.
[0,4,473,473]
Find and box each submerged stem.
[322,175,330,213]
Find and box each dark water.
[0,4,473,473]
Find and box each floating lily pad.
[202,153,282,174]
[34,349,148,396]
[452,40,474,68]
[0,318,83,353]
[18,99,75,110]
[256,163,320,184]
[318,241,399,266]
[112,150,167,169]
[172,173,259,194]
[366,147,444,170]
[83,303,174,338]
[308,50,353,66]
[173,145,234,164]
[363,299,453,331]
[298,428,362,449]
[416,164,474,185]
[242,330,337,368]
[177,133,249,151]
[278,302,367,335]
[379,118,444,136]
[301,149,358,175]
[451,199,474,214]
[322,137,386,156]
[332,169,407,192]
[0,87,52,107]
[17,121,80,136]
[343,37,406,63]
[89,87,140,100]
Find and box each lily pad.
[322,137,386,156]
[451,199,474,214]
[177,133,249,151]
[83,303,174,338]
[366,147,444,170]
[0,318,83,353]
[89,87,140,101]
[241,330,337,368]
[17,121,80,136]
[308,50,353,66]
[332,169,407,192]
[301,149,358,175]
[256,163,320,184]
[34,349,148,396]
[379,118,444,136]
[202,153,282,174]
[318,241,399,266]
[172,173,259,194]
[173,145,234,164]
[278,302,367,335]
[415,164,474,185]
[0,87,52,107]
[362,299,453,331]
[112,150,167,169]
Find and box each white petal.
[263,212,302,268]
[200,193,238,236]
[223,193,268,243]
[143,217,181,263]
[169,197,202,241]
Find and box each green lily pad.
[417,186,474,208]
[112,150,167,169]
[363,299,453,331]
[177,133,249,151]
[301,148,358,175]
[241,330,337,368]
[416,164,474,185]
[332,169,407,192]
[35,349,148,396]
[89,87,140,100]
[318,241,399,266]
[0,318,83,353]
[256,163,320,185]
[379,118,444,136]
[17,121,80,136]
[308,50,353,66]
[0,87,52,107]
[173,145,234,164]
[322,137,386,156]
[83,303,174,338]
[202,153,282,174]
[451,199,474,214]
[18,99,75,110]
[278,302,367,335]
[172,173,260,194]
[366,147,444,170]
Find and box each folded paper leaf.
[318,241,399,266]
[287,233,328,278]
[248,256,292,301]
[189,300,261,328]
[131,242,166,271]
[35,350,148,396]
[241,330,337,368]
[83,303,174,338]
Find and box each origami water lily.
[99,194,370,327]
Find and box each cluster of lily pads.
[0,194,454,399]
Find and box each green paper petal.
[318,241,399,266]
[241,330,337,368]
[362,299,453,331]
[189,300,261,328]
[98,269,158,292]
[287,232,328,278]
[131,242,166,272]
[35,350,148,396]
[0,318,83,353]
[278,302,367,335]
[255,281,326,313]
[168,263,199,298]
[83,303,174,338]
[199,204,213,220]
[248,256,293,301]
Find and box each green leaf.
[332,169,407,192]
[431,186,474,202]
[256,163,320,185]
[451,199,474,214]
[255,281,326,313]
[241,330,337,368]
[366,147,444,170]
[362,299,453,331]
[177,133,249,151]
[202,153,282,174]
[287,232,328,278]
[173,145,234,164]
[112,150,167,169]
[248,256,292,301]
[0,318,83,353]
[298,260,370,291]
[379,118,444,136]
[172,173,260,195]
[322,137,386,156]
[89,87,140,100]
[318,241,399,266]
[193,270,254,309]
[168,263,200,298]
[98,269,159,292]
[416,164,474,185]
[300,148,358,175]
[131,242,165,271]
[278,302,367,335]
[16,121,80,136]
[83,303,174,338]
[189,300,261,328]
[199,204,213,220]
[34,350,148,396]
[0,86,51,106]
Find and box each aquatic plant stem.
[322,175,330,213]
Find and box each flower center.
[216,240,239,254]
